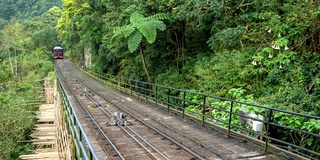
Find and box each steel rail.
[105,96,207,160]
[98,105,170,160]
[86,86,207,160]
[117,123,169,160]
[63,59,229,160]
[67,70,169,160]
[57,60,125,160]
[61,60,168,160]
[86,62,229,159]
[63,61,203,159]
[98,90,226,160]
[55,63,99,160]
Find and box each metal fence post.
[79,127,82,142]
[145,82,148,102]
[167,88,170,112]
[183,91,186,118]
[118,77,121,90]
[155,86,158,108]
[100,72,102,83]
[130,79,132,96]
[202,95,207,127]
[227,101,234,138]
[137,81,140,99]
[265,109,273,154]
[73,114,76,126]
[88,150,92,160]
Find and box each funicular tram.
[53,46,64,59]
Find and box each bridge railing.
[87,69,320,160]
[57,75,99,160]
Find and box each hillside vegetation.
[56,0,320,115]
[1,0,320,158]
[0,0,61,159]
[56,1,320,157]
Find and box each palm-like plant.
[112,11,170,84]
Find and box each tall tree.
[56,0,104,66]
[0,19,30,81]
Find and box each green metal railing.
[57,75,98,160]
[87,69,320,160]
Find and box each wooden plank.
[19,102,62,159]
[32,141,56,145]
[34,148,58,153]
[31,129,56,132]
[20,80,71,159]
[31,132,56,136]
[19,151,60,159]
[31,136,56,140]
[34,124,55,127]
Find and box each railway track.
[55,59,225,160]
[55,59,285,160]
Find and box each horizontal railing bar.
[94,70,319,120]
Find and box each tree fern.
[111,10,173,84]
[112,11,170,52]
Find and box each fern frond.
[112,26,124,36]
[151,20,166,31]
[111,27,124,42]
[122,26,136,38]
[144,13,171,21]
[130,11,145,23]
[138,21,157,44]
[128,30,142,52]
[113,25,136,38]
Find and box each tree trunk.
[84,45,91,69]
[7,46,14,76]
[15,47,18,78]
[277,0,283,15]
[139,43,152,84]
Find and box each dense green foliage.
[57,0,320,114]
[0,0,61,20]
[0,2,60,159]
[56,0,320,157]
[1,0,318,158]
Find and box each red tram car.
[53,46,64,59]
